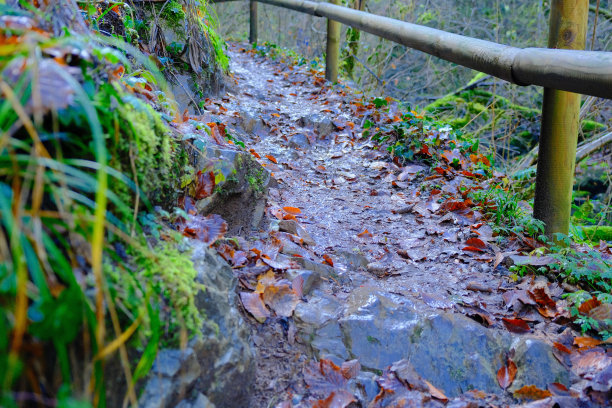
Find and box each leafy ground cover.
[176,42,612,406]
[0,1,232,406]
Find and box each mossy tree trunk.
[342,0,366,79]
[533,0,589,237]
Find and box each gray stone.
[192,146,270,234]
[289,133,311,149]
[278,220,316,246]
[189,242,255,408]
[510,338,571,391]
[139,377,173,408]
[299,113,335,137]
[286,269,320,295]
[290,256,336,278]
[176,393,216,408]
[297,286,571,398]
[140,242,255,408]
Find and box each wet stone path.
[197,44,604,407]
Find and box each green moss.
[581,120,605,133]
[138,242,205,342]
[109,94,184,207]
[580,226,612,242]
[160,0,186,33]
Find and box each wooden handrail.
[211,0,612,99]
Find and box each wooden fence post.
[325,0,341,82]
[533,0,589,237]
[249,0,258,44]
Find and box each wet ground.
[198,44,610,407]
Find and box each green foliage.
[470,187,545,238]
[0,14,199,406]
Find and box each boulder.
[297,286,571,398]
[191,145,270,234]
[139,241,255,408]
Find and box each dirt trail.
[199,44,606,407]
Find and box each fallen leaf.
[547,383,569,396]
[239,292,269,323]
[573,336,602,349]
[312,390,356,408]
[322,254,334,267]
[502,318,531,333]
[194,170,215,199]
[578,297,601,315]
[424,380,448,402]
[553,342,572,354]
[262,282,300,317]
[463,245,484,252]
[513,385,552,400]
[528,287,556,309]
[178,214,228,245]
[283,206,302,214]
[465,237,486,250]
[497,357,517,389]
[357,229,373,238]
[265,154,278,164]
[340,360,361,380]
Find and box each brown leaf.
[322,254,334,266]
[553,342,572,354]
[424,380,448,402]
[513,385,552,400]
[239,292,269,323]
[357,229,373,238]
[573,336,602,349]
[497,357,517,389]
[194,170,215,199]
[312,390,356,408]
[465,237,487,250]
[265,154,278,164]
[578,297,601,315]
[178,214,228,245]
[547,383,569,396]
[528,287,556,309]
[463,245,484,253]
[303,359,348,393]
[502,318,531,333]
[340,359,361,380]
[262,283,300,317]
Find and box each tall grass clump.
[0,5,206,406]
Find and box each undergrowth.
[0,1,225,405]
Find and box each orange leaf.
[357,229,373,238]
[513,385,552,400]
[497,357,517,389]
[573,336,602,349]
[283,206,301,214]
[553,342,572,354]
[249,148,261,158]
[265,154,278,164]
[322,254,334,266]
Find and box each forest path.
[202,44,582,407]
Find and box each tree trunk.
[343,0,366,79]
